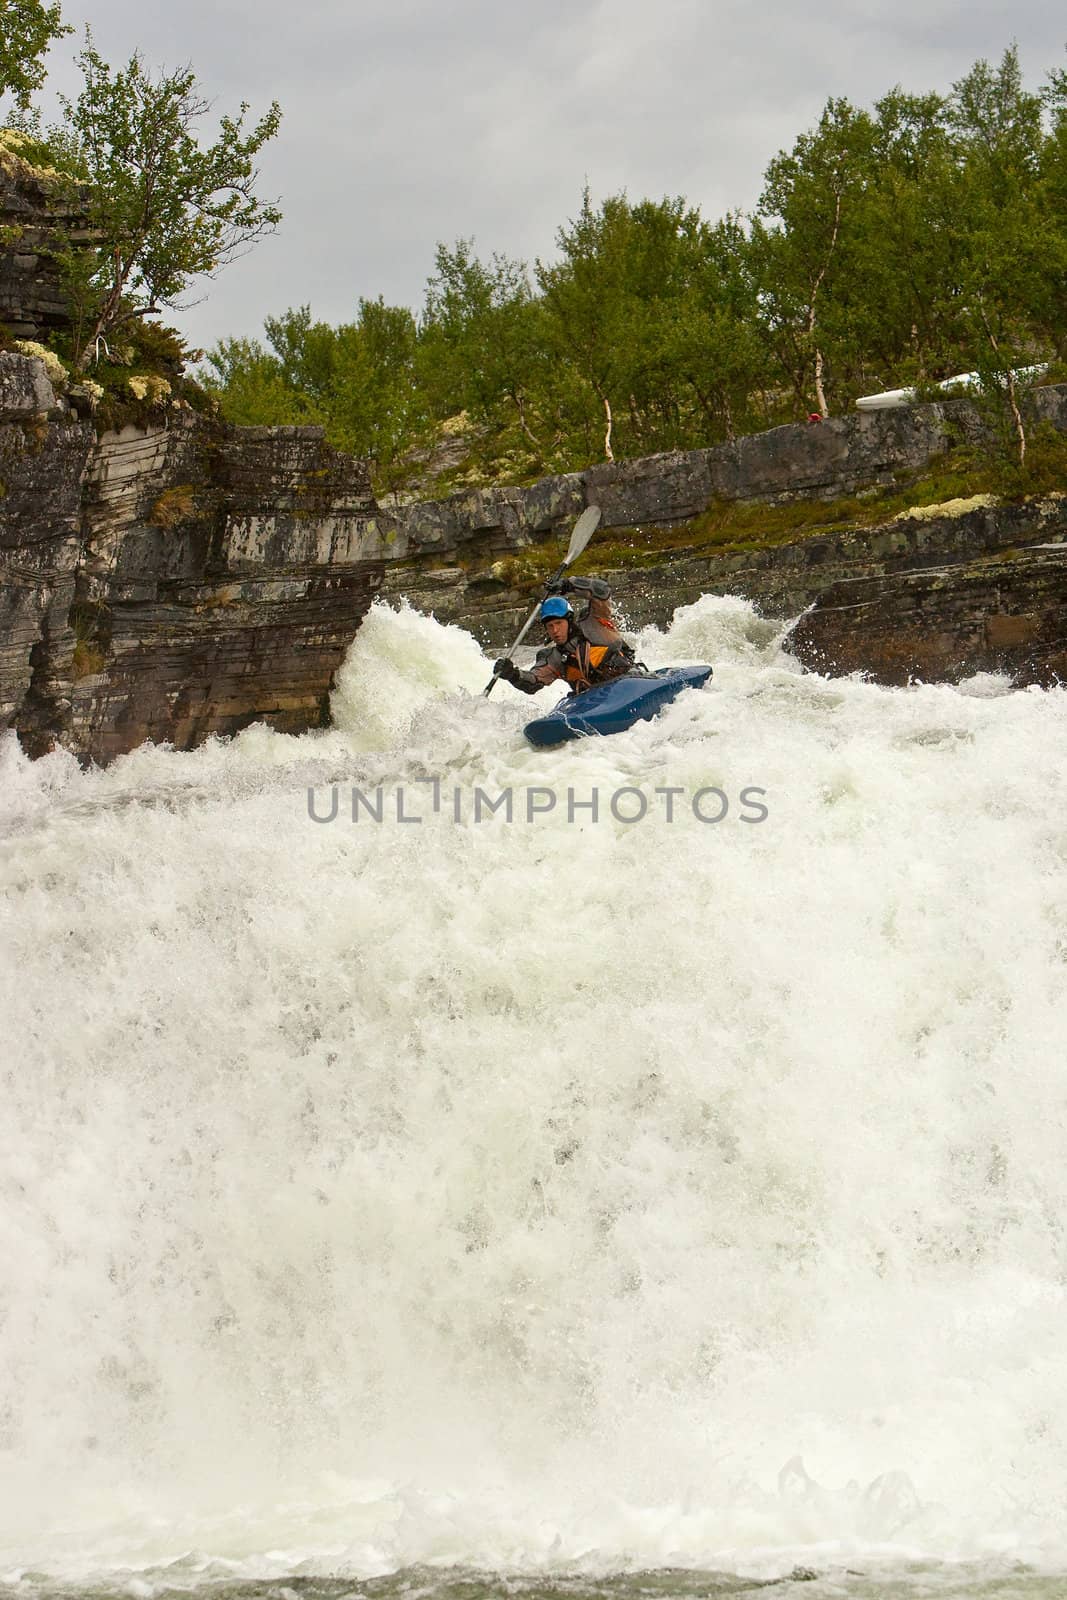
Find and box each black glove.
[494,657,520,684]
[543,577,573,596]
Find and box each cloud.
[45,0,1066,349]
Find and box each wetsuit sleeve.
[569,576,617,632]
[568,577,611,601]
[509,656,564,694]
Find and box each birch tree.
[62,37,281,369]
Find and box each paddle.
[483,505,602,697]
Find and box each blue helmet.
[540,596,573,621]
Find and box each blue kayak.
[523,665,713,748]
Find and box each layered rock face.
[786,535,1067,687]
[0,353,94,744]
[0,357,387,761]
[418,492,1067,648]
[69,422,389,762]
[611,495,1067,657]
[384,387,1067,646]
[0,153,93,342]
[1,347,1065,765]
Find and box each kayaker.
[494,578,636,695]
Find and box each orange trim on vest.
[564,642,609,691]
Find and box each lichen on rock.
[0,127,66,183]
[127,374,171,403]
[894,493,998,523]
[439,411,474,437]
[13,340,67,388]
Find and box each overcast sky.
[33,1,1066,354]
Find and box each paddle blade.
[480,508,600,700]
[564,504,601,568]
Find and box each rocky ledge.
[379,386,1067,658]
[786,537,1067,687]
[1,350,1065,765]
[1,354,387,762]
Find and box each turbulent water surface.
[2,598,1066,1600]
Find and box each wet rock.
[0,378,385,763]
[3,347,1067,761]
[786,538,1067,686]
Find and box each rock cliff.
[382,387,1067,647]
[1,355,386,760]
[0,146,93,342]
[785,536,1067,687]
[1,349,1064,764]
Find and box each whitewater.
[2,596,1066,1600]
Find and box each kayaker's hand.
[494,657,519,684]
[543,577,573,596]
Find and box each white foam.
[2,597,1066,1583]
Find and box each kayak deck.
[523,665,712,747]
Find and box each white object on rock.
[856,364,1048,411]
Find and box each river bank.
[2,351,1064,762]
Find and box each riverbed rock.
[0,384,387,761]
[785,540,1067,686]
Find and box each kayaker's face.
[545,618,570,646]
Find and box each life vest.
[560,633,634,693]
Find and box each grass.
[400,433,1066,590]
[571,439,1067,574]
[71,641,106,679]
[148,484,197,528]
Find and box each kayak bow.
[523,665,712,748]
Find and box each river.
[2,597,1065,1599]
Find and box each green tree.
[753,98,879,416]
[940,48,1066,465]
[420,240,549,454]
[855,89,957,383]
[62,34,281,368]
[1042,65,1067,301]
[661,215,767,440]
[205,299,429,496]
[327,297,428,492]
[538,190,732,460]
[537,190,641,460]
[202,330,322,429]
[0,0,69,111]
